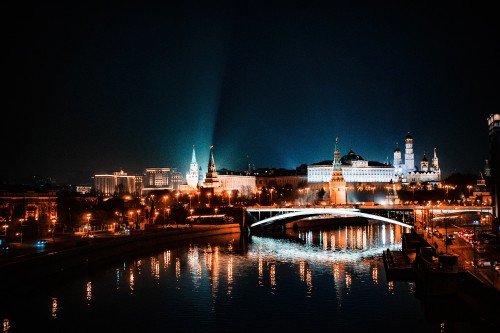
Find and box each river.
[0,222,495,332]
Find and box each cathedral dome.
[421,155,428,162]
[394,147,401,152]
[405,132,413,140]
[340,150,364,165]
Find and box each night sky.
[2,1,499,185]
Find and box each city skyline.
[3,2,498,184]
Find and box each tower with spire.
[186,145,199,189]
[404,132,415,172]
[329,137,347,205]
[203,145,221,189]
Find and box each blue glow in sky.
[2,2,498,184]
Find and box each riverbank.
[0,224,241,296]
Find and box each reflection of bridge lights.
[258,256,263,287]
[86,281,92,304]
[345,272,351,289]
[51,297,58,318]
[372,267,378,284]
[306,268,312,296]
[387,281,394,293]
[129,267,135,293]
[299,260,306,281]
[164,250,171,268]
[270,263,276,291]
[227,257,233,295]
[175,257,181,279]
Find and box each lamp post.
[385,186,391,205]
[270,188,274,205]
[445,217,448,254]
[214,207,218,225]
[207,192,212,208]
[163,195,169,217]
[473,219,478,273]
[86,213,91,235]
[370,185,375,204]
[257,190,262,206]
[467,185,473,204]
[189,194,193,209]
[305,187,310,206]
[227,190,231,206]
[175,192,180,205]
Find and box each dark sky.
[2,1,499,185]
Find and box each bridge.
[245,205,492,231]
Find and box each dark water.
[0,223,494,332]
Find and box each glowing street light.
[227,190,232,206]
[269,188,274,205]
[206,192,212,208]
[257,190,262,206]
[175,192,180,204]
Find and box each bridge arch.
[247,208,413,229]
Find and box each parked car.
[476,259,494,268]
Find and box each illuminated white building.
[308,132,440,186]
[185,145,200,189]
[394,133,441,185]
[218,169,256,197]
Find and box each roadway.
[414,220,500,290]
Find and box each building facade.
[94,170,138,197]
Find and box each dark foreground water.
[0,223,495,333]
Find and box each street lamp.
[257,190,262,206]
[227,190,231,206]
[175,192,180,205]
[86,213,91,235]
[473,219,478,272]
[189,194,193,209]
[206,192,212,208]
[269,188,274,205]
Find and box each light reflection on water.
[0,223,492,332]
